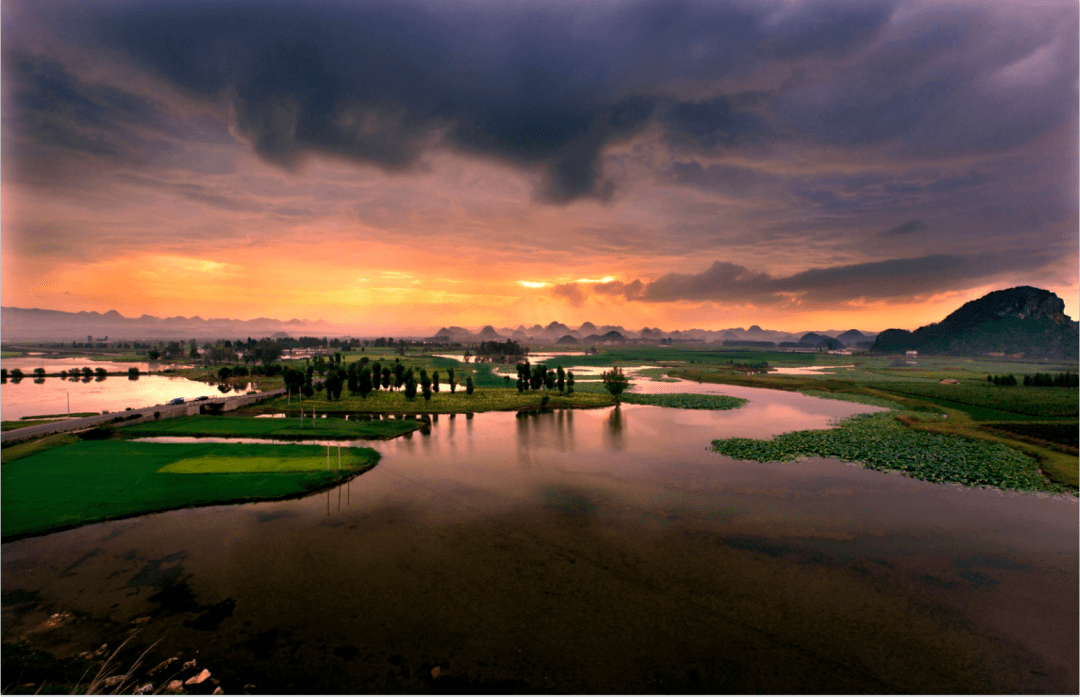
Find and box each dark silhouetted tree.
[602,367,629,401]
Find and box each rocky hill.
[872,286,1079,359]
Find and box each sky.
[2,0,1077,335]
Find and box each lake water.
[1,356,193,373]
[0,375,253,420]
[2,387,1075,693]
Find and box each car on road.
[168,397,185,405]
[195,396,210,401]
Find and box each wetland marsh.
[3,346,1077,693]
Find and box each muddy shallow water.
[2,396,1076,694]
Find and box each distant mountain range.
[0,307,334,341]
[872,286,1080,359]
[433,322,875,347]
[1,305,878,346]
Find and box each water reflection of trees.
[604,406,625,452]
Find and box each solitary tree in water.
[601,367,630,402]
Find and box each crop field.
[980,422,1080,449]
[619,393,748,410]
[713,411,1066,494]
[121,415,422,439]
[1,440,379,539]
[865,382,1078,418]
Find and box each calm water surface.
[2,392,1076,694]
[1,357,253,419]
[0,377,253,420]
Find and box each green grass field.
[121,415,423,439]
[1,441,379,539]
[864,382,1078,418]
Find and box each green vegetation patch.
[122,414,421,439]
[161,450,355,473]
[865,382,1078,418]
[798,390,903,410]
[2,441,379,539]
[619,393,748,410]
[713,411,1065,493]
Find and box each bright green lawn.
[1,441,379,539]
[122,414,423,439]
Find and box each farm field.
[863,382,1078,418]
[121,414,424,440]
[1,440,379,539]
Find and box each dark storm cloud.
[773,3,1077,153]
[4,0,1075,209]
[2,53,236,186]
[4,0,905,202]
[557,251,1058,306]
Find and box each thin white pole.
[326,444,330,470]
[67,392,70,416]
[338,445,341,470]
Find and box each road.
[1,388,286,444]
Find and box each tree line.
[987,372,1079,387]
[514,361,574,394]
